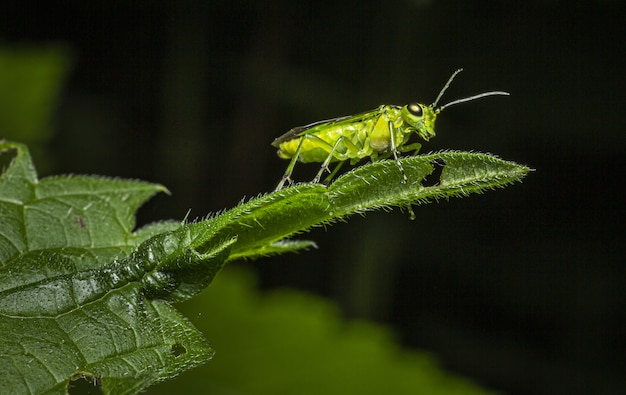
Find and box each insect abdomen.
[277,121,374,163]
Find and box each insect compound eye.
[407,103,423,117]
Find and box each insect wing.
[271,107,388,147]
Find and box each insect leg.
[388,121,408,184]
[312,136,348,183]
[275,137,306,191]
[398,142,422,156]
[322,161,345,184]
[405,204,416,221]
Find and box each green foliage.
[0,141,530,394]
[0,46,71,167]
[151,267,497,395]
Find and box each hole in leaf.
[171,342,187,357]
[68,372,103,395]
[420,160,445,187]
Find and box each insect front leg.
[388,121,408,184]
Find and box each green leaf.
[0,141,530,394]
[0,141,168,269]
[206,151,531,259]
[328,151,530,214]
[0,142,227,394]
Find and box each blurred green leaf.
[0,45,71,142]
[151,267,496,395]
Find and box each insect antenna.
[431,68,464,107]
[437,91,510,112]
[432,68,510,113]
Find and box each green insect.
[272,69,509,190]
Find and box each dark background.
[2,1,624,394]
